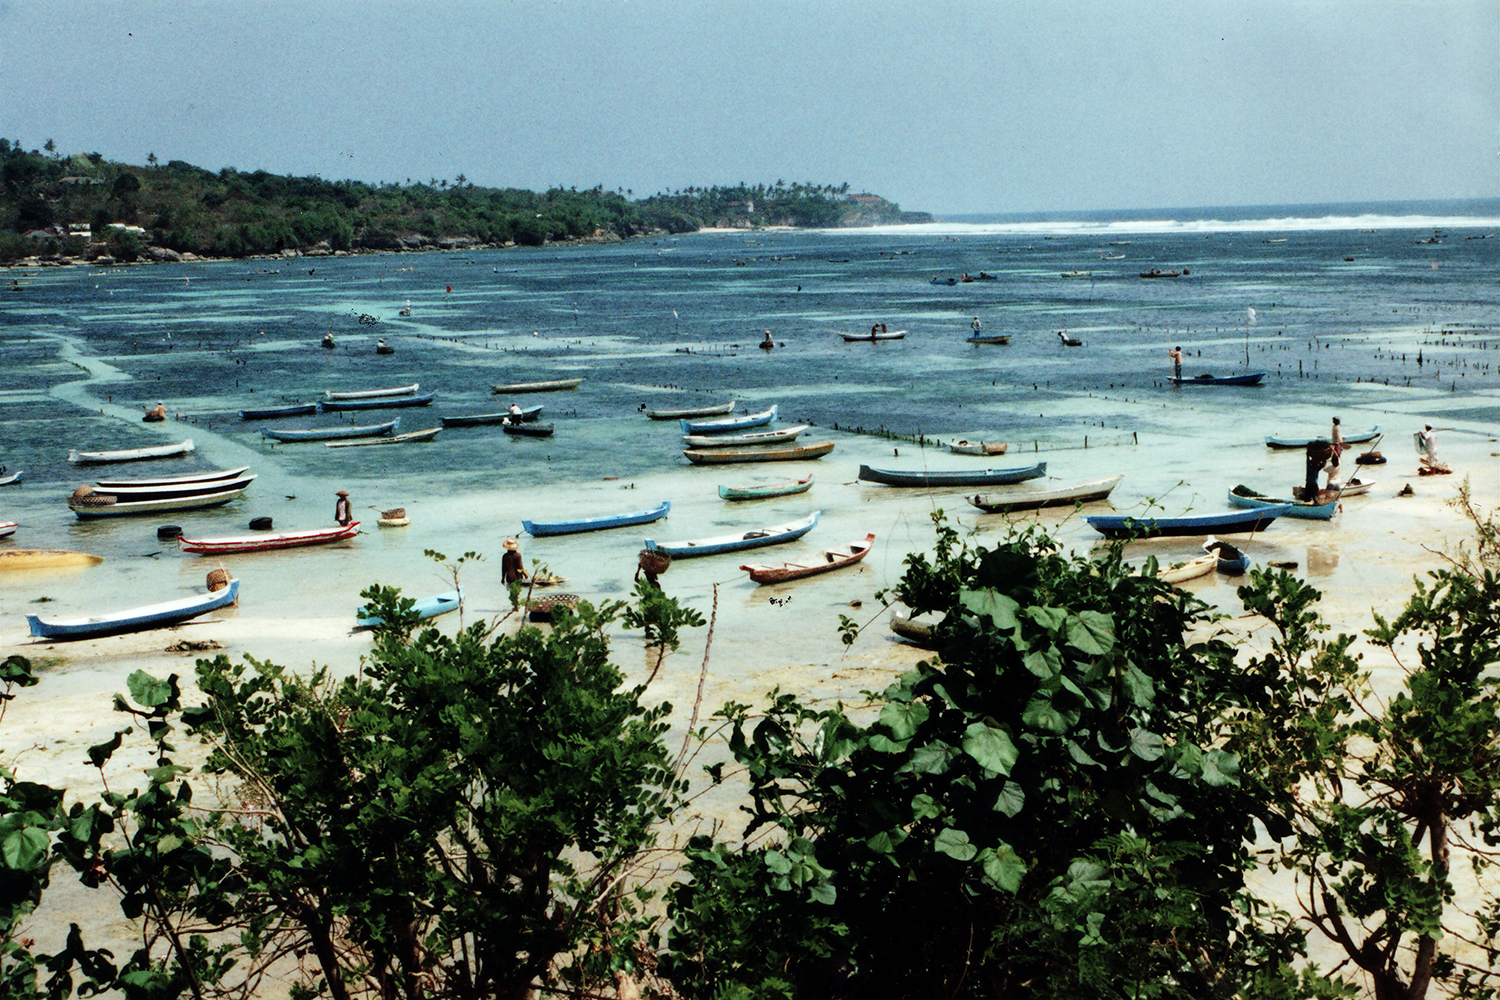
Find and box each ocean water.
[2,202,1499,702]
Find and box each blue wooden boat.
[1228,485,1339,520]
[645,510,819,559]
[441,405,542,427]
[262,419,399,442]
[679,405,777,434]
[1167,373,1266,386]
[320,391,436,412]
[355,588,463,627]
[1086,505,1292,538]
[1264,425,1381,449]
[858,462,1046,487]
[1205,539,1251,575]
[239,403,319,420]
[523,501,670,537]
[27,578,239,640]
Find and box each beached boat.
[645,510,820,559]
[684,441,835,465]
[0,469,25,486]
[683,424,808,449]
[840,329,907,341]
[1264,426,1382,449]
[741,532,875,584]
[441,406,542,427]
[27,578,239,640]
[646,400,735,420]
[319,391,437,412]
[177,521,360,554]
[74,472,258,503]
[965,334,1011,345]
[1228,485,1339,520]
[679,405,778,434]
[523,500,670,537]
[1206,538,1251,575]
[239,403,319,420]
[718,474,814,501]
[1154,553,1218,584]
[1085,504,1292,538]
[490,378,584,394]
[69,483,253,519]
[94,466,250,489]
[890,611,938,647]
[262,419,399,442]
[324,383,419,401]
[1057,331,1084,346]
[355,588,463,627]
[968,475,1124,513]
[68,438,195,465]
[0,521,15,539]
[502,422,554,438]
[947,440,1008,456]
[325,427,441,448]
[859,462,1047,487]
[1335,479,1373,497]
[1167,373,1266,386]
[1140,269,1186,278]
[0,549,104,571]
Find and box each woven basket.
[71,485,94,499]
[70,493,117,507]
[638,549,672,576]
[381,507,406,519]
[206,568,232,592]
[527,593,580,623]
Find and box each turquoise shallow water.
[2,211,1499,706]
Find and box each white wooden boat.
[1154,553,1218,585]
[491,378,584,394]
[839,329,906,341]
[94,466,250,489]
[741,533,875,584]
[178,522,359,554]
[27,579,239,640]
[646,510,820,559]
[68,439,195,465]
[683,441,835,465]
[0,521,16,539]
[0,469,23,486]
[325,427,441,448]
[0,549,104,571]
[682,424,808,449]
[76,473,258,502]
[324,382,419,400]
[947,440,1008,456]
[968,475,1124,513]
[68,484,251,519]
[646,400,735,420]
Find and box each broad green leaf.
[962,722,1018,776]
[868,734,909,754]
[1022,695,1069,734]
[980,843,1027,892]
[878,701,929,741]
[911,793,943,821]
[1174,742,1204,776]
[764,850,791,875]
[1065,611,1115,656]
[1120,662,1156,706]
[1202,749,1241,787]
[900,741,958,775]
[2,827,49,871]
[1022,645,1063,680]
[866,829,907,855]
[1066,739,1100,767]
[1129,728,1165,761]
[127,670,174,709]
[959,588,1020,629]
[1024,605,1067,633]
[993,782,1024,817]
[1081,910,1106,946]
[809,883,836,905]
[934,827,977,861]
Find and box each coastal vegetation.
[0,140,924,265]
[6,507,1500,999]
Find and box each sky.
[2,0,1496,217]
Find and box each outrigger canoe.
[490,378,584,394]
[1264,426,1382,449]
[523,501,670,537]
[1228,485,1339,520]
[645,510,820,559]
[177,522,360,554]
[679,405,777,434]
[741,532,875,584]
[968,475,1124,513]
[69,484,253,519]
[27,578,240,641]
[719,474,814,501]
[68,439,195,465]
[684,442,835,465]
[442,406,542,427]
[355,588,463,627]
[859,462,1047,487]
[1166,373,1266,386]
[325,427,440,448]
[683,424,808,449]
[262,419,399,442]
[1085,505,1292,538]
[646,400,735,420]
[239,403,319,420]
[0,549,104,571]
[319,391,437,412]
[324,383,419,401]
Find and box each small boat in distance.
[523,501,670,537]
[355,588,463,627]
[441,405,543,427]
[0,549,104,572]
[683,441,835,465]
[839,329,907,341]
[320,391,436,412]
[858,462,1047,487]
[1057,331,1083,346]
[1264,425,1382,449]
[968,475,1124,513]
[239,403,319,420]
[490,378,584,394]
[683,425,808,449]
[1167,372,1266,386]
[680,405,777,434]
[718,474,814,501]
[1085,504,1291,538]
[0,521,15,538]
[0,469,24,486]
[741,532,875,584]
[645,400,736,420]
[502,422,555,438]
[325,427,441,448]
[27,578,240,641]
[262,419,399,442]
[324,383,419,401]
[947,440,1008,456]
[966,334,1011,345]
[68,439,195,465]
[74,472,257,502]
[1140,268,1187,278]
[178,522,360,554]
[646,510,821,559]
[94,466,250,489]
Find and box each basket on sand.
[638,549,672,577]
[381,507,406,519]
[206,567,232,593]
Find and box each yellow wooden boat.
[0,549,105,571]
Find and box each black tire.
[157,524,182,539]
[249,516,274,530]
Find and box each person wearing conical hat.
[334,490,353,526]
[501,537,528,584]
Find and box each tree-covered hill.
[0,140,929,264]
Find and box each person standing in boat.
[1169,346,1183,379]
[501,538,528,584]
[334,490,353,526]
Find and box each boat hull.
[501,423,555,438]
[94,466,250,488]
[1155,553,1218,584]
[1086,505,1291,538]
[325,428,440,448]
[239,404,319,420]
[28,579,239,640]
[947,440,1008,455]
[1227,488,1338,520]
[355,588,463,627]
[741,533,874,583]
[684,442,834,464]
[70,486,251,518]
[0,549,104,571]
[324,383,419,400]
[646,511,820,559]
[178,522,360,554]
[840,330,906,341]
[442,406,542,426]
[718,475,814,501]
[319,391,436,411]
[859,462,1047,487]
[1264,426,1382,449]
[68,439,195,464]
[968,475,1124,513]
[262,419,399,442]
[679,405,777,434]
[1167,373,1266,386]
[491,378,584,394]
[646,400,735,420]
[683,425,808,448]
[79,474,258,503]
[523,501,670,537]
[965,335,1010,345]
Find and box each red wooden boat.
[177,521,360,554]
[740,533,875,584]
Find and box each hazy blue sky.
[2,1,1495,215]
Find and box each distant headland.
[0,141,933,266]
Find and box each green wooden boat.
[718,474,814,501]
